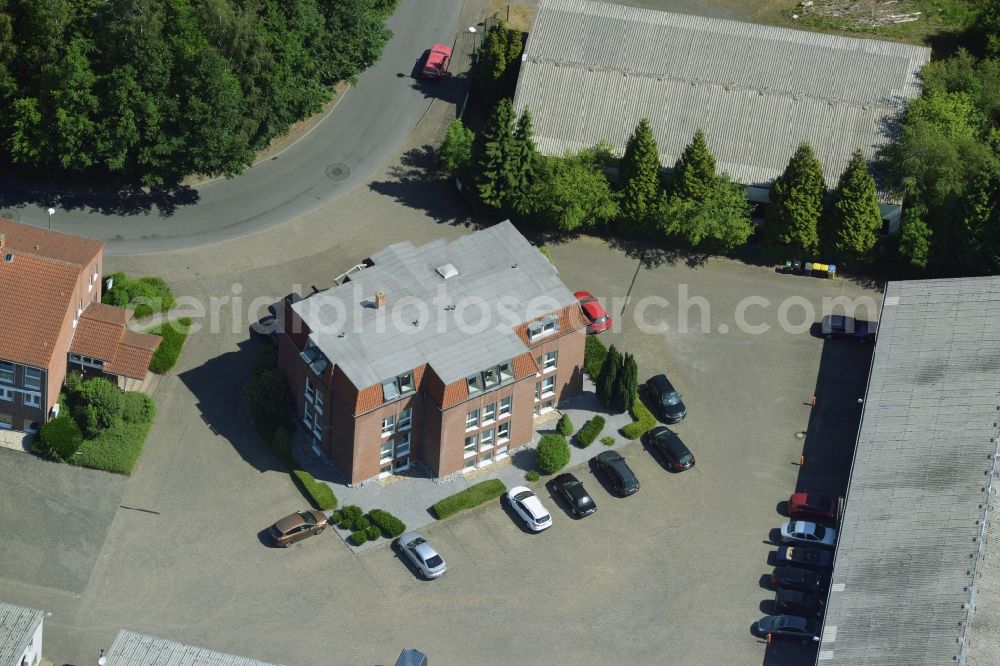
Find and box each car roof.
[648,374,674,392]
[520,494,548,519]
[274,512,308,533]
[580,300,606,319]
[596,450,623,463]
[650,427,690,456]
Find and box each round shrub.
[525,470,540,482]
[40,417,84,461]
[349,530,368,546]
[557,414,574,437]
[330,510,343,525]
[536,434,571,475]
[352,516,370,532]
[365,525,380,541]
[341,505,363,521]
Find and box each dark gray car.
[645,374,687,423]
[551,473,597,517]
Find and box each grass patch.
[781,0,978,44]
[146,317,192,374]
[433,479,507,520]
[488,0,535,32]
[620,393,657,440]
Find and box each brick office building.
[0,220,160,432]
[278,221,587,483]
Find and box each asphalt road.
[0,0,463,254]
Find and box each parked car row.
[753,492,839,644]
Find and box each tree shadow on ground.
[367,145,478,228]
[604,233,707,269]
[0,177,199,218]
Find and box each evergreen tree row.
[0,0,398,185]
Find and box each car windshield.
[537,513,551,523]
[425,555,443,568]
[678,452,693,463]
[513,491,533,501]
[299,511,317,525]
[662,391,680,406]
[593,315,608,324]
[813,525,826,539]
[410,537,426,547]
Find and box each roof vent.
[375,291,386,309]
[436,263,458,280]
[2,252,12,263]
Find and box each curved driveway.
[0,0,462,255]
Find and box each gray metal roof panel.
[515,0,930,203]
[818,277,1000,665]
[106,630,282,666]
[0,602,42,665]
[293,221,577,388]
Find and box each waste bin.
[828,264,837,279]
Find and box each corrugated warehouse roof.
[293,220,578,389]
[0,602,43,665]
[818,277,1000,664]
[513,0,931,202]
[105,630,282,666]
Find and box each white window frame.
[534,382,541,402]
[22,393,40,408]
[313,389,324,415]
[499,396,512,418]
[543,351,557,372]
[380,438,394,464]
[304,380,315,404]
[22,367,41,390]
[541,376,556,397]
[0,387,13,402]
[497,422,510,443]
[482,402,496,423]
[397,407,412,431]
[466,409,479,430]
[395,432,411,458]
[480,428,494,451]
[464,434,478,458]
[0,361,12,384]
[528,316,559,341]
[382,414,395,437]
[0,414,11,430]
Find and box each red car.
[789,493,838,523]
[575,291,611,333]
[421,45,452,79]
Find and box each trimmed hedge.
[536,433,571,474]
[369,509,406,538]
[39,416,83,460]
[365,525,381,541]
[433,479,507,520]
[620,393,657,440]
[103,273,175,319]
[146,317,192,374]
[584,335,608,380]
[574,415,605,448]
[349,530,368,546]
[292,469,338,511]
[556,414,574,437]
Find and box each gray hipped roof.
[818,277,1000,664]
[293,221,577,389]
[106,630,282,666]
[0,602,43,665]
[513,0,931,203]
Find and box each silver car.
[398,532,447,579]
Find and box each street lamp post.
[46,207,54,230]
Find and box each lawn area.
[146,317,192,374]
[779,0,978,44]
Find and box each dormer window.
[299,342,329,376]
[466,361,514,395]
[528,316,559,341]
[382,371,415,402]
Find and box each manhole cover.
[326,163,350,181]
[0,210,21,221]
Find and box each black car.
[593,451,640,496]
[753,615,820,643]
[769,566,829,594]
[645,374,687,423]
[551,473,597,517]
[820,314,876,343]
[775,588,825,618]
[775,545,833,571]
[644,426,695,471]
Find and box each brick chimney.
[375,291,386,309]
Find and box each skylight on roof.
[436,263,458,279]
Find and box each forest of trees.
[0,0,398,186]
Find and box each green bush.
[620,393,657,440]
[536,434,571,474]
[525,470,540,482]
[575,415,605,448]
[601,436,616,447]
[291,469,338,511]
[349,530,368,546]
[341,505,363,521]
[39,417,83,460]
[74,421,151,475]
[365,525,381,541]
[556,414,574,437]
[584,335,608,380]
[330,510,343,525]
[369,509,406,538]
[75,377,126,436]
[146,317,192,374]
[433,479,507,520]
[120,392,155,424]
[103,273,175,319]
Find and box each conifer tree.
[828,149,882,262]
[619,119,662,228]
[672,129,719,203]
[765,142,825,254]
